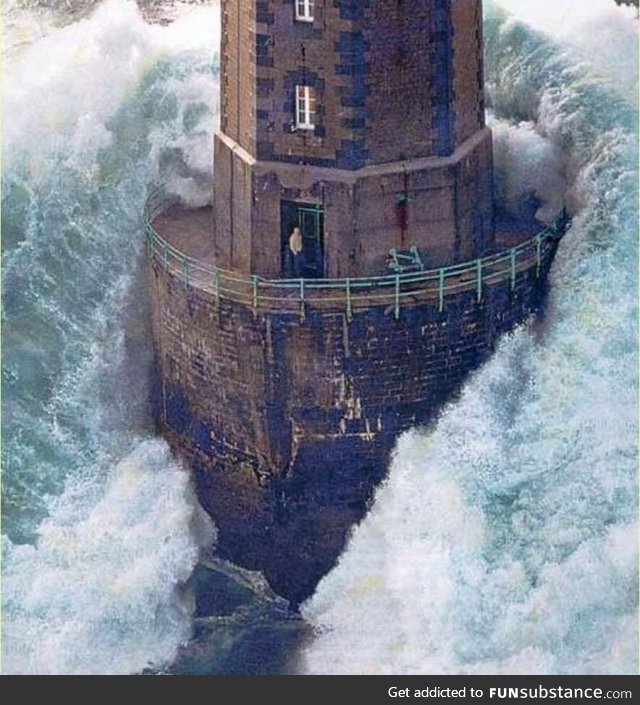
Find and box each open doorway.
[280,200,325,279]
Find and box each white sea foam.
[2,388,215,673]
[2,0,220,675]
[2,0,219,202]
[301,0,638,675]
[493,0,638,98]
[490,117,567,223]
[3,442,214,675]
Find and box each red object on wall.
[395,193,411,249]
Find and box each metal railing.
[144,189,565,322]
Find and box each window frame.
[295,0,315,23]
[295,85,316,131]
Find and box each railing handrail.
[144,187,566,318]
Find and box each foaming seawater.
[301,0,638,675]
[2,0,219,674]
[490,117,567,223]
[493,0,638,98]
[3,442,214,675]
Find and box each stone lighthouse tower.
[213,0,494,279]
[147,0,563,605]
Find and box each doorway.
[280,200,325,279]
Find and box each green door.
[281,201,325,279]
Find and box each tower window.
[295,0,314,23]
[296,85,316,130]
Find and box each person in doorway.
[287,225,305,278]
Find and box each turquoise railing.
[144,190,565,322]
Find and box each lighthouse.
[146,0,565,605]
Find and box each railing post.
[510,248,517,291]
[183,257,189,289]
[213,268,220,300]
[147,229,154,257]
[345,278,353,323]
[476,259,483,303]
[438,268,445,313]
[252,275,259,316]
[395,273,401,320]
[536,234,543,277]
[299,279,306,324]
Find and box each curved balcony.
[144,189,567,322]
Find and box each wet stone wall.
[149,251,554,604]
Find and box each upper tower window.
[296,85,316,130]
[295,0,315,23]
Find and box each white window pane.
[295,85,315,129]
[295,0,314,21]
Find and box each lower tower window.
[296,85,316,130]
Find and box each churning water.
[2,0,219,674]
[1,0,637,675]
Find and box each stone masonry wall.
[148,242,555,603]
[220,0,486,169]
[214,125,494,277]
[214,0,492,281]
[220,0,257,154]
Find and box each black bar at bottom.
[2,675,639,704]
